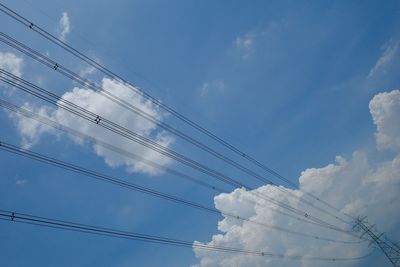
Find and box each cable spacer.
[95,115,101,124]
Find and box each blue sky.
[0,1,400,266]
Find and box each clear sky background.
[0,1,399,267]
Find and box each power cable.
[0,141,364,244]
[0,3,354,221]
[0,32,351,227]
[0,210,374,262]
[0,98,362,238]
[0,70,353,231]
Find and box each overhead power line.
[0,32,350,228]
[353,217,400,267]
[0,2,353,222]
[0,98,361,239]
[0,209,374,262]
[0,69,353,232]
[0,4,394,265]
[0,29,354,229]
[0,140,363,244]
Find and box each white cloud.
[235,36,253,50]
[192,89,400,267]
[368,40,399,78]
[58,12,71,42]
[0,52,24,77]
[79,65,97,78]
[12,78,174,175]
[369,89,400,151]
[14,175,28,186]
[235,33,255,59]
[9,103,55,148]
[16,179,28,186]
[200,80,226,97]
[78,56,100,78]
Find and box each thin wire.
[0,140,364,244]
[0,210,374,261]
[0,98,363,239]
[0,76,356,234]
[0,2,354,221]
[0,32,351,227]
[0,71,354,232]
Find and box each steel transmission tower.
[353,217,400,267]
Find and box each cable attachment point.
[95,115,101,124]
[28,22,34,29]
[53,63,59,70]
[11,212,15,221]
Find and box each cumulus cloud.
[58,12,70,42]
[192,89,400,267]
[0,52,23,77]
[369,89,400,151]
[12,78,174,175]
[368,40,399,78]
[9,103,55,148]
[79,64,97,78]
[78,56,101,78]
